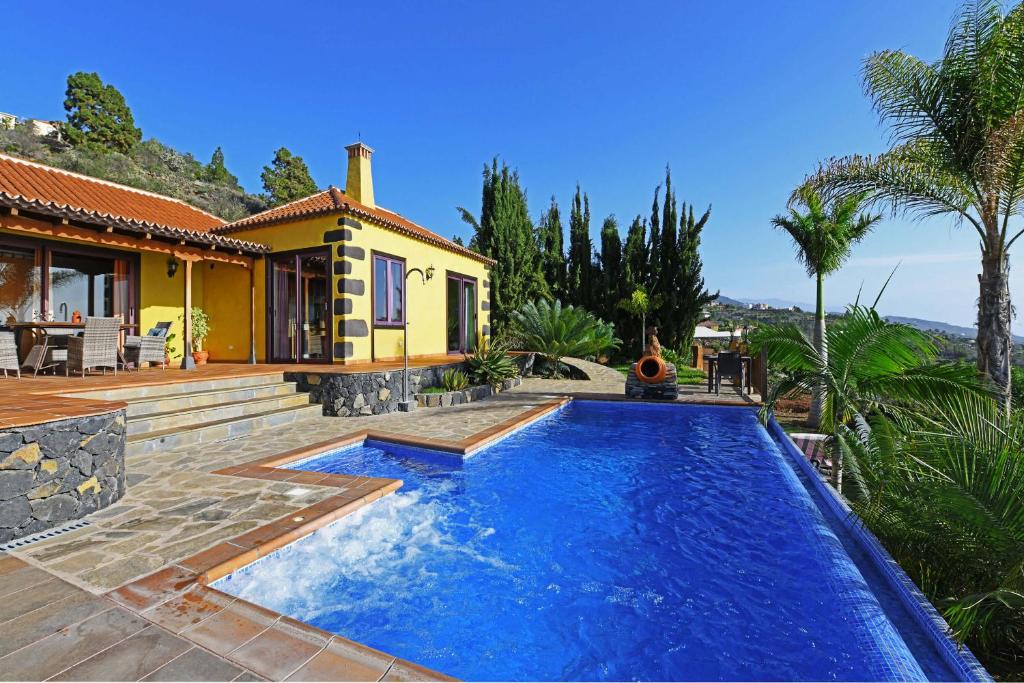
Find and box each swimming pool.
[216,401,986,681]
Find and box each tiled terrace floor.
[1,357,758,681]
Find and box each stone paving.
[10,357,754,594]
[2,357,757,680]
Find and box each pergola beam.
[0,214,256,268]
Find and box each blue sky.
[5,0,1015,331]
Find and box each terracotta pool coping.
[102,396,571,681]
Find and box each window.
[446,274,477,353]
[373,254,404,326]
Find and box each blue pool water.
[217,401,961,681]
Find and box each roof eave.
[215,205,495,266]
[0,193,270,255]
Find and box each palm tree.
[806,0,1024,411]
[771,185,881,428]
[837,398,1024,674]
[751,305,987,488]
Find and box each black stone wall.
[0,410,127,543]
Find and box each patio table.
[8,322,137,376]
[704,354,753,394]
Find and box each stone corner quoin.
[0,409,127,544]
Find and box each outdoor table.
[8,322,137,375]
[704,354,753,394]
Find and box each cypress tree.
[647,186,662,292]
[566,185,594,309]
[657,169,680,346]
[675,203,718,356]
[599,215,623,324]
[461,158,547,336]
[622,215,649,295]
[537,196,566,298]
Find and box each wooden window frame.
[371,252,406,328]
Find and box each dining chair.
[124,321,171,370]
[715,351,745,395]
[0,331,20,378]
[66,317,121,377]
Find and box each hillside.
[708,298,1024,366]
[0,125,267,222]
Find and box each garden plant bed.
[415,377,522,408]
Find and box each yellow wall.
[138,252,204,362]
[226,211,491,364]
[350,222,489,362]
[199,261,253,362]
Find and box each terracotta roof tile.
[214,186,493,265]
[0,153,225,232]
[0,153,268,254]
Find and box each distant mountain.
[884,315,1024,344]
[718,294,1024,343]
[714,295,747,307]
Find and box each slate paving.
[2,358,756,680]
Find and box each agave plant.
[441,368,470,392]
[510,299,620,377]
[465,338,518,388]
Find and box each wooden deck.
[0,356,463,428]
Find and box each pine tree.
[63,72,142,153]
[599,215,623,324]
[566,185,594,309]
[204,147,239,188]
[537,196,566,298]
[261,147,318,206]
[459,158,547,335]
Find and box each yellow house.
[0,144,492,367]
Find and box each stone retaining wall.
[415,377,522,409]
[0,409,127,543]
[287,362,469,416]
[288,355,535,417]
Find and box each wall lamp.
[167,257,179,278]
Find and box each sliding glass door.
[0,237,135,325]
[269,249,330,363]
[446,273,477,354]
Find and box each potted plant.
[164,332,177,366]
[180,307,211,365]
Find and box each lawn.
[612,363,707,385]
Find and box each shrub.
[442,368,470,392]
[510,299,620,377]
[465,339,518,388]
[179,307,210,352]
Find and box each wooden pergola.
[0,204,269,369]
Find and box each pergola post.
[180,258,195,370]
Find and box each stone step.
[126,393,314,436]
[122,381,299,418]
[126,403,324,457]
[62,372,287,402]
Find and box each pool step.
[126,393,316,436]
[121,381,300,418]
[126,402,324,456]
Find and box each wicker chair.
[0,331,19,378]
[66,317,121,377]
[124,321,171,370]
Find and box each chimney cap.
[345,141,374,157]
